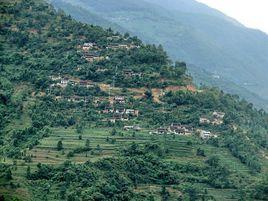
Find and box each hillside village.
[0,1,267,201]
[44,39,225,140]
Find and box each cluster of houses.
[198,130,218,140]
[151,123,194,136]
[82,42,98,51]
[83,52,106,63]
[106,112,139,123]
[93,97,109,106]
[93,96,127,106]
[49,76,95,88]
[109,113,130,123]
[106,44,140,50]
[103,96,139,122]
[199,111,225,126]
[123,125,142,131]
[113,96,126,104]
[123,69,143,78]
[82,41,140,51]
[81,43,106,63]
[55,96,90,103]
[148,123,219,140]
[107,35,121,41]
[101,108,139,117]
[93,96,140,123]
[81,41,139,63]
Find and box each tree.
[185,186,199,201]
[67,117,76,126]
[76,124,84,134]
[161,186,170,201]
[175,61,187,76]
[196,148,206,157]
[124,33,130,38]
[59,185,67,199]
[85,139,90,148]
[111,138,116,144]
[96,144,102,153]
[5,169,12,180]
[144,90,153,100]
[206,156,230,188]
[251,175,268,200]
[111,128,117,136]
[206,156,220,167]
[57,140,63,151]
[24,155,32,163]
[26,166,31,179]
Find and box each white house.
[82,42,95,51]
[59,78,69,88]
[213,111,225,119]
[125,109,139,116]
[124,125,141,131]
[199,117,211,124]
[114,96,125,104]
[212,119,224,125]
[200,130,217,140]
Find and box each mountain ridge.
[51,0,268,110]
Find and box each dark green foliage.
[26,144,173,200]
[26,143,233,200]
[4,168,12,180]
[110,128,117,136]
[250,176,268,200]
[3,168,12,180]
[26,166,31,179]
[222,131,261,173]
[76,124,84,134]
[67,116,76,126]
[144,90,153,100]
[67,147,91,158]
[85,139,90,148]
[196,148,205,157]
[96,144,102,153]
[160,186,170,201]
[11,127,38,147]
[206,156,231,188]
[57,140,63,151]
[183,185,200,201]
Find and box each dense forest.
[0,0,267,200]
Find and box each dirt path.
[152,88,162,103]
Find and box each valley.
[0,0,267,200]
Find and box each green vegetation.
[0,0,267,200]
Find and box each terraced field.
[27,128,195,164]
[20,128,252,201]
[1,126,264,201]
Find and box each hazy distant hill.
[50,0,268,110]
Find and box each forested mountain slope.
[0,0,268,200]
[50,0,268,110]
